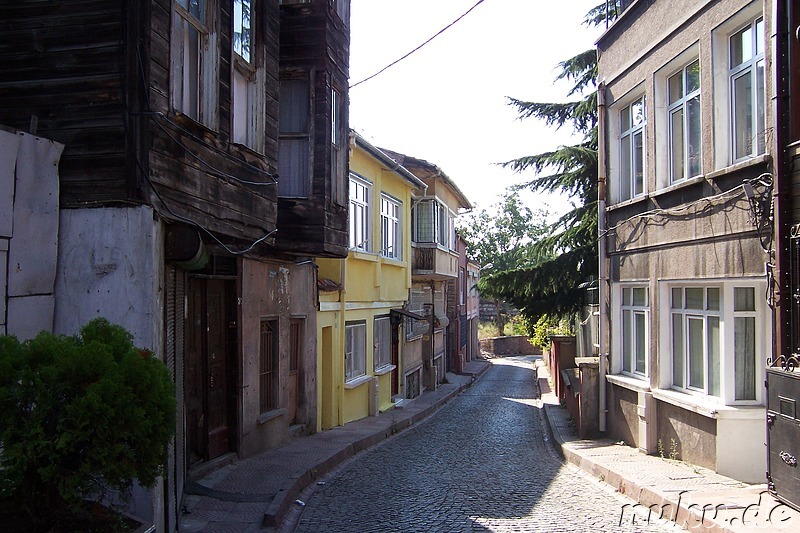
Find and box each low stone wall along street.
[479,335,541,356]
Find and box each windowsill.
[380,257,407,268]
[405,334,424,342]
[257,408,286,425]
[374,364,397,376]
[607,194,649,212]
[351,250,378,262]
[652,174,706,200]
[705,154,771,181]
[606,373,650,393]
[230,140,266,159]
[650,388,763,419]
[344,374,372,389]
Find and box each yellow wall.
[316,141,420,429]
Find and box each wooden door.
[186,278,236,465]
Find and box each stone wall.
[479,335,541,356]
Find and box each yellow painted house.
[316,131,426,430]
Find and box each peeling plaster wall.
[240,259,317,457]
[0,128,64,339]
[53,206,163,351]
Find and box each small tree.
[459,193,550,335]
[0,318,176,528]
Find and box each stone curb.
[538,376,753,533]
[262,361,491,527]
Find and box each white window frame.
[711,5,765,170]
[171,0,218,128]
[659,280,766,406]
[729,17,765,162]
[620,285,649,377]
[667,59,702,183]
[373,315,392,371]
[232,0,265,152]
[617,96,646,202]
[349,174,372,252]
[345,321,367,382]
[380,194,402,260]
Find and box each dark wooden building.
[767,0,800,512]
[0,1,350,530]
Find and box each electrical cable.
[350,0,487,89]
[134,111,278,184]
[136,157,277,256]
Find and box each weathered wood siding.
[144,0,279,244]
[0,0,131,204]
[276,0,349,257]
[0,0,280,245]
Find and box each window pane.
[633,131,644,196]
[632,98,645,126]
[686,60,700,93]
[623,310,632,373]
[685,287,703,309]
[620,105,630,132]
[623,287,632,306]
[735,316,756,400]
[635,311,646,374]
[688,316,704,389]
[415,201,435,242]
[708,316,720,397]
[632,287,646,306]
[706,288,719,311]
[687,95,702,177]
[233,0,252,63]
[672,313,684,388]
[734,287,755,311]
[620,134,632,200]
[730,26,751,68]
[279,79,309,133]
[755,18,764,55]
[672,287,683,309]
[733,71,753,160]
[670,108,685,181]
[669,71,683,104]
[182,22,201,120]
[278,139,309,196]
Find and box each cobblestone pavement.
[294,356,675,532]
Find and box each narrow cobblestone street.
[294,356,673,532]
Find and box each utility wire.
[350,0,487,89]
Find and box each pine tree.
[479,3,618,320]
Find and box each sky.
[348,0,603,216]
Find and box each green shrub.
[0,318,176,527]
[530,314,573,349]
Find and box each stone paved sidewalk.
[179,358,491,532]
[536,359,800,532]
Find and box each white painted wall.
[54,205,163,351]
[716,408,767,483]
[0,128,64,339]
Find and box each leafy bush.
[530,314,573,349]
[0,318,176,527]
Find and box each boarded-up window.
[279,78,310,197]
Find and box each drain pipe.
[597,82,609,433]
